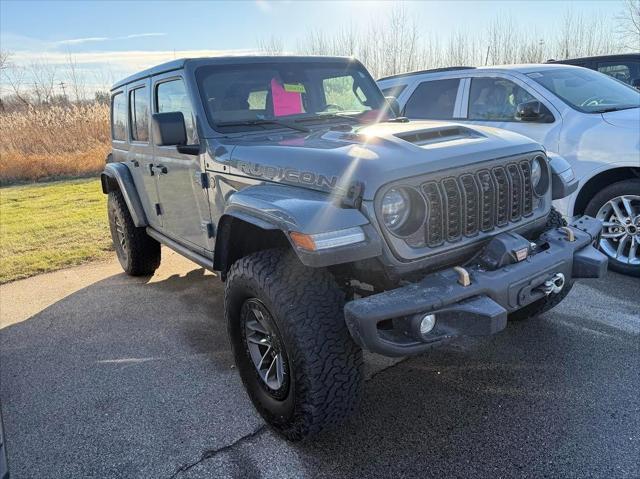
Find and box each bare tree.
[3,63,32,107]
[617,0,640,50]
[30,60,58,105]
[0,50,10,73]
[556,9,619,59]
[258,35,285,55]
[66,51,86,103]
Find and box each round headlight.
[382,188,410,231]
[531,156,549,196]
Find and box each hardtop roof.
[377,63,588,84]
[111,55,359,90]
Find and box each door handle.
[149,164,168,176]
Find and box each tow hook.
[539,272,566,296]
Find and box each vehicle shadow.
[0,265,260,479]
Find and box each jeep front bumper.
[344,216,607,357]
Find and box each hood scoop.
[395,125,484,146]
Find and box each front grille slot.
[507,164,524,220]
[416,159,536,248]
[460,174,479,236]
[422,182,444,247]
[492,166,510,226]
[520,160,534,216]
[441,178,462,241]
[477,170,495,232]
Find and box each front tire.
[225,249,363,441]
[107,190,161,276]
[585,179,640,277]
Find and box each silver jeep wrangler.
[102,56,607,440]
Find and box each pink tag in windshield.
[271,79,303,116]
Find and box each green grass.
[0,178,112,284]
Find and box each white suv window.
[468,77,536,121]
[404,79,460,119]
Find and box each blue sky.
[0,0,625,92]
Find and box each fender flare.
[100,162,148,227]
[213,183,381,271]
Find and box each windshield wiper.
[294,113,360,123]
[215,119,309,133]
[590,105,638,113]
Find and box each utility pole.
[59,81,67,100]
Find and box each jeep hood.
[214,120,542,201]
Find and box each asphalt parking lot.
[1,250,638,479]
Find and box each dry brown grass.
[0,103,110,184]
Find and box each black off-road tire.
[508,207,571,321]
[107,190,161,276]
[225,248,363,441]
[584,179,640,277]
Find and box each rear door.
[401,78,464,120]
[126,80,162,229]
[152,74,214,252]
[460,73,562,151]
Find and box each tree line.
[1,2,638,112]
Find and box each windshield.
[195,61,387,132]
[527,68,640,113]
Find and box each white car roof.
[378,63,582,84]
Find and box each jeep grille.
[419,160,535,247]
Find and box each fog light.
[420,314,436,335]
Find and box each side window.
[111,92,127,141]
[597,62,633,85]
[380,84,408,98]
[156,79,196,143]
[322,75,371,112]
[404,79,459,120]
[468,77,536,121]
[129,86,149,142]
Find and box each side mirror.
[152,112,200,155]
[515,100,553,123]
[384,96,401,118]
[152,112,187,146]
[631,78,640,90]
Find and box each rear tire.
[107,190,161,276]
[225,248,363,441]
[584,179,640,277]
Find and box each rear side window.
[597,62,639,85]
[404,79,459,119]
[468,77,536,121]
[156,79,195,143]
[380,84,407,98]
[111,92,127,140]
[129,87,149,142]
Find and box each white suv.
[378,64,640,276]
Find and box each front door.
[461,74,562,152]
[152,75,214,251]
[126,80,162,229]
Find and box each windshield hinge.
[341,181,365,209]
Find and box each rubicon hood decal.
[236,160,341,191]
